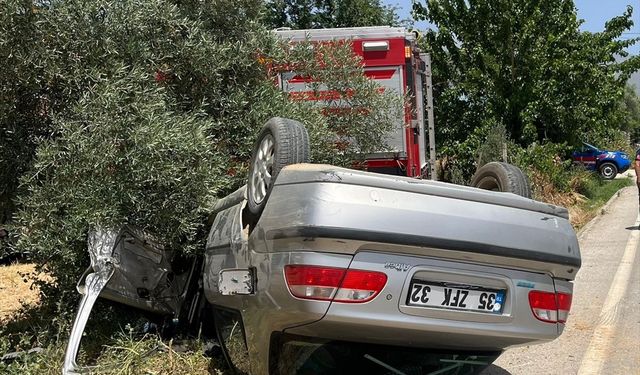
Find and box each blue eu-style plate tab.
[493,292,505,313]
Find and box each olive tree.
[1,0,399,307]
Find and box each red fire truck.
[273,26,437,180]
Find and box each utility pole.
[424,53,437,180]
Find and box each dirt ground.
[0,263,45,321]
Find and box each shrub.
[440,121,511,184]
[513,142,574,192]
[16,67,223,297]
[476,122,510,168]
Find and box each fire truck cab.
[273,26,436,179]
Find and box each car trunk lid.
[254,164,580,280]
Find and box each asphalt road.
[481,186,640,375]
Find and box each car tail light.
[528,290,573,324]
[284,265,345,301]
[284,265,387,303]
[334,269,388,303]
[556,292,572,323]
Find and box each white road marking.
[577,212,640,375]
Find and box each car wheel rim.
[602,166,614,178]
[250,134,275,205]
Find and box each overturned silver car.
[64,118,580,375]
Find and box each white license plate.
[407,281,505,314]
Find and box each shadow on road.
[479,364,513,375]
[624,226,639,231]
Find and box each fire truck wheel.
[471,162,532,199]
[247,117,310,217]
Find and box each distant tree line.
[265,0,400,29]
[413,0,640,178]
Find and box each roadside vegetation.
[531,168,633,228]
[1,0,640,373]
[414,0,640,186]
[1,327,215,374]
[577,177,633,220]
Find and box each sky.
[384,0,640,55]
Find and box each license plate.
[407,281,505,314]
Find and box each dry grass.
[0,335,220,375]
[89,336,217,375]
[530,169,632,229]
[0,263,50,322]
[529,170,589,227]
[0,264,222,375]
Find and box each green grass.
[579,176,633,212]
[562,174,635,230]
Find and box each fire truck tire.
[471,162,532,199]
[247,117,310,217]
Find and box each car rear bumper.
[209,250,572,375]
[283,251,566,351]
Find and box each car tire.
[247,117,310,218]
[599,162,618,180]
[471,162,532,198]
[503,162,532,198]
